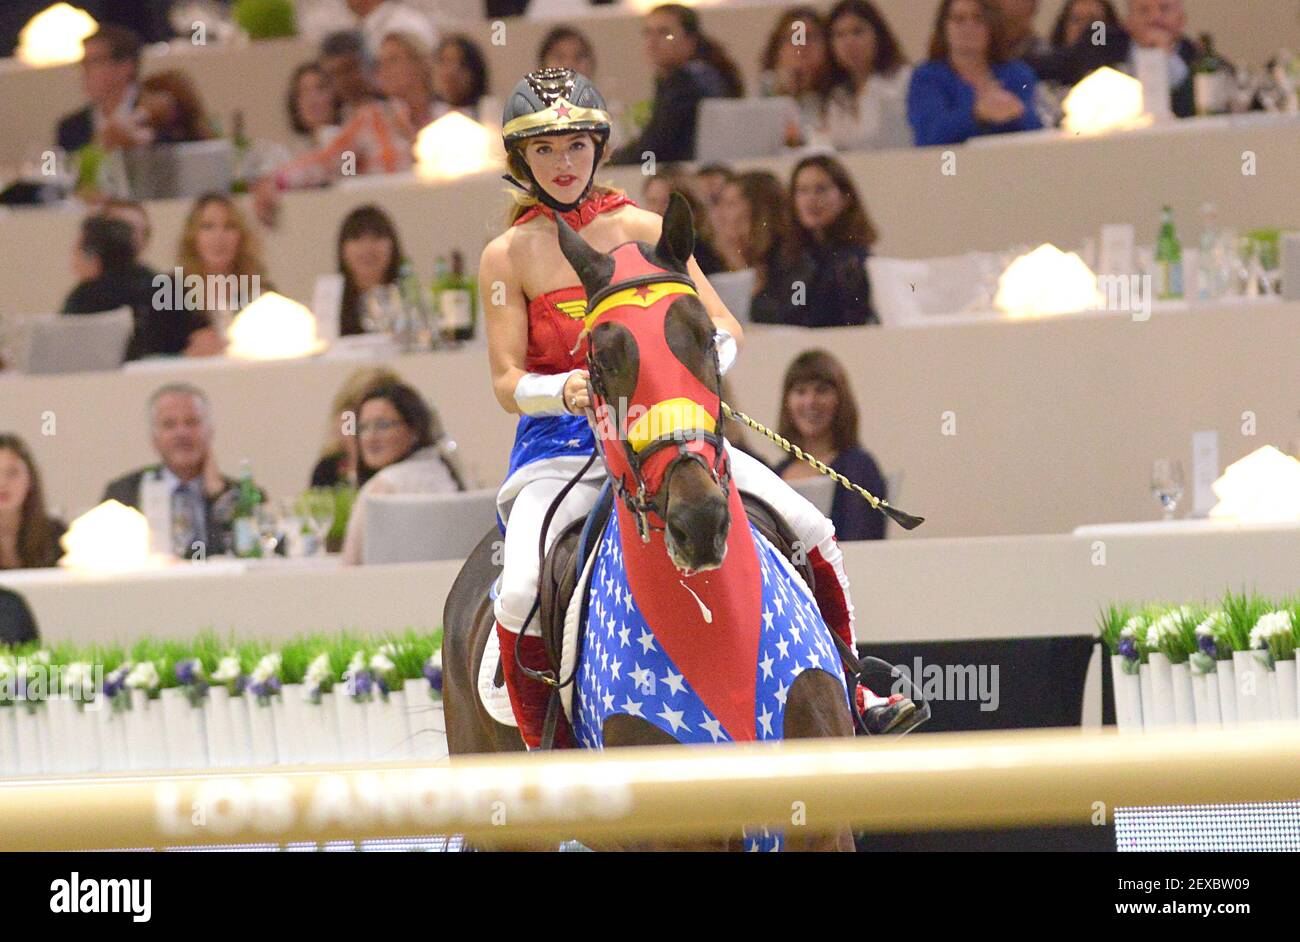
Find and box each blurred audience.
[776,349,887,541]
[124,69,217,145]
[430,34,492,122]
[342,381,464,565]
[693,162,734,209]
[55,24,143,153]
[1048,0,1122,51]
[819,0,913,150]
[537,25,597,77]
[102,384,263,559]
[907,0,1043,146]
[348,0,437,57]
[287,62,342,150]
[752,154,878,327]
[760,6,832,144]
[0,434,66,570]
[101,198,152,254]
[0,586,39,646]
[996,0,1051,60]
[641,170,724,274]
[609,3,744,164]
[319,30,377,119]
[337,204,406,336]
[311,366,402,488]
[175,193,271,345]
[711,171,789,286]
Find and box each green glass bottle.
[1155,206,1184,300]
[231,459,262,558]
[433,250,476,343]
[230,110,250,194]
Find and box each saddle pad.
[559,529,602,725]
[477,625,518,728]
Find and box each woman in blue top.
[906,0,1042,146]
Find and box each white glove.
[513,369,581,416]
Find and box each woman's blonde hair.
[176,192,268,279]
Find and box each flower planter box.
[160,688,208,770]
[1110,655,1143,733]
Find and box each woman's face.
[194,201,241,274]
[375,37,425,99]
[775,18,828,88]
[72,240,101,281]
[793,165,848,236]
[787,379,840,442]
[543,36,594,78]
[713,181,752,245]
[945,0,992,59]
[830,12,879,78]
[524,133,596,206]
[342,230,395,292]
[0,448,32,515]
[358,398,417,471]
[643,10,694,71]
[296,69,337,131]
[1063,0,1107,47]
[432,43,474,105]
[138,89,180,132]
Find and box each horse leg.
[781,669,856,852]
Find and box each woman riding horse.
[479,67,906,749]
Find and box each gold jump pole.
[1,726,1298,850]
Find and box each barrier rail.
[1,726,1298,850]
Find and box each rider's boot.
[495,621,573,749]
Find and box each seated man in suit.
[55,24,144,154]
[102,383,264,558]
[0,586,39,646]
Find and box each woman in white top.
[342,380,464,564]
[817,0,914,151]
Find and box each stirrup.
[864,698,930,736]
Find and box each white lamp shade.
[994,244,1103,318]
[18,3,98,68]
[1209,446,1300,524]
[60,500,156,571]
[226,292,327,361]
[414,111,499,183]
[1062,67,1153,136]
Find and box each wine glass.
[362,284,402,334]
[299,489,336,556]
[255,503,284,558]
[1151,459,1185,521]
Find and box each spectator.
[347,0,436,57]
[337,204,406,336]
[760,6,832,144]
[0,586,39,646]
[752,154,878,327]
[819,0,913,150]
[320,30,377,120]
[55,24,143,153]
[61,215,210,361]
[641,170,725,274]
[996,0,1051,60]
[430,34,491,122]
[311,366,403,488]
[775,349,887,541]
[1048,0,1121,50]
[907,0,1043,146]
[175,193,272,344]
[255,32,432,221]
[101,198,152,254]
[342,381,464,564]
[692,162,734,208]
[102,383,263,559]
[0,434,66,570]
[132,69,217,144]
[712,170,790,289]
[1033,0,1203,117]
[1028,0,1122,122]
[287,62,342,149]
[537,26,596,78]
[608,3,744,164]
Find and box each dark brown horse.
[443,195,854,851]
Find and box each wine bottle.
[1192,33,1229,115]
[1155,206,1184,300]
[230,110,250,194]
[231,460,262,558]
[432,251,476,344]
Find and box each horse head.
[556,193,731,575]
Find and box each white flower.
[124,661,160,691]
[304,653,332,689]
[63,662,95,689]
[1120,616,1144,640]
[211,655,242,684]
[1250,610,1295,650]
[1196,611,1226,637]
[1145,612,1181,649]
[347,650,366,675]
[251,652,282,684]
[29,649,51,666]
[428,650,442,668]
[377,642,400,659]
[370,652,396,675]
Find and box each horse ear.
[656,192,695,273]
[555,211,611,297]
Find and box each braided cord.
[720,402,885,510]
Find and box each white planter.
[160,688,208,770]
[1190,667,1222,728]
[226,694,255,767]
[272,685,304,765]
[303,691,342,765]
[73,701,104,773]
[1144,654,1177,728]
[204,687,234,767]
[1216,659,1238,726]
[0,707,18,776]
[126,689,169,771]
[1169,662,1196,727]
[366,685,413,762]
[1274,659,1297,723]
[1232,650,1271,725]
[95,700,130,772]
[44,696,80,774]
[13,706,46,775]
[246,697,279,766]
[333,693,368,762]
[1138,663,1155,732]
[1110,656,1144,733]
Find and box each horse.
[442,194,855,851]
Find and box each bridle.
[582,273,732,544]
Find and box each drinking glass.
[298,489,336,556]
[1151,459,1185,520]
[255,503,284,557]
[362,284,403,334]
